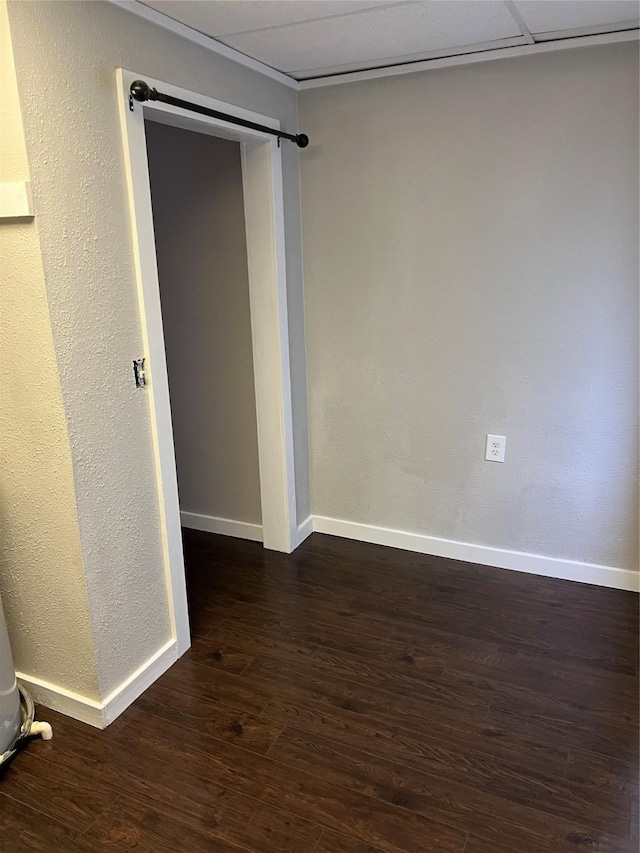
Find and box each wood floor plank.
[485,704,639,765]
[0,751,118,833]
[267,727,630,850]
[140,653,577,784]
[87,784,322,853]
[243,651,493,718]
[314,828,387,852]
[566,748,639,799]
[463,832,638,853]
[200,619,638,733]
[200,530,627,628]
[242,650,638,768]
[355,581,636,645]
[158,656,274,714]
[207,615,639,707]
[2,529,636,853]
[23,711,324,853]
[197,572,637,678]
[487,684,637,732]
[114,708,467,853]
[86,794,255,853]
[352,592,639,676]
[187,642,257,674]
[260,694,569,777]
[279,534,636,633]
[206,612,411,671]
[136,678,282,753]
[0,792,133,853]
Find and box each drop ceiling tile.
[515,0,639,34]
[220,1,522,73]
[141,0,394,37]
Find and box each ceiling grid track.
[503,0,535,45]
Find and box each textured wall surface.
[300,42,639,570]
[0,1,99,699]
[146,123,261,524]
[6,0,309,697]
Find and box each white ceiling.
[140,0,640,80]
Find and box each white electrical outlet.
[485,434,506,462]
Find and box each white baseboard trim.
[16,672,105,728]
[180,510,313,550]
[312,516,639,592]
[181,511,263,542]
[292,515,314,550]
[101,638,178,726]
[17,638,179,729]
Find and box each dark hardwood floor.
[1,529,638,852]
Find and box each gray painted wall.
[145,122,261,525]
[6,0,309,698]
[299,42,639,571]
[0,0,99,699]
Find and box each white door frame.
[116,69,298,654]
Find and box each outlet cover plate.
[485,434,506,462]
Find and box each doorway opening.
[145,122,263,545]
[117,70,299,655]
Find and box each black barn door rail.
[129,80,309,148]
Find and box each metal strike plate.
[133,358,147,388]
